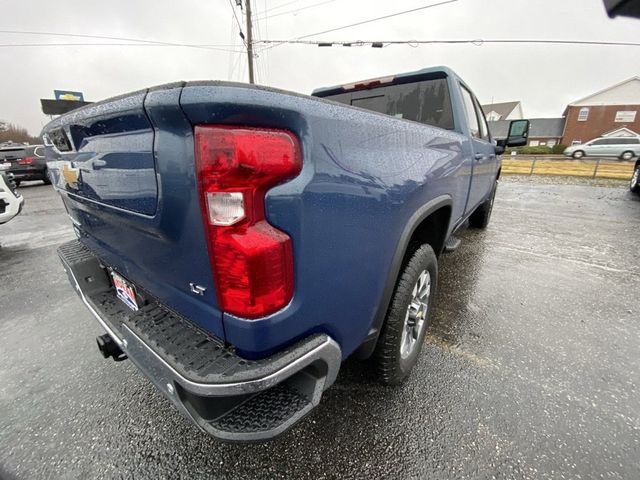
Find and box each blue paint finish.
[44,86,225,340]
[45,68,499,360]
[45,91,158,215]
[180,80,474,359]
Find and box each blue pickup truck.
[44,66,528,442]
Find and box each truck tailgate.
[44,84,225,340]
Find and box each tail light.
[18,156,34,165]
[195,125,302,319]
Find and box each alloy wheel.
[400,270,431,359]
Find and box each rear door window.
[460,85,480,139]
[473,97,490,141]
[325,77,455,130]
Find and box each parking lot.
[1,178,639,479]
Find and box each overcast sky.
[1,0,639,135]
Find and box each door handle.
[474,153,487,161]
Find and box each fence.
[501,155,636,180]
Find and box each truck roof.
[311,65,459,97]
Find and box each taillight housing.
[18,156,34,165]
[195,125,302,319]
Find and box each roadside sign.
[54,90,85,101]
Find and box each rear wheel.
[42,168,51,185]
[572,150,585,159]
[630,164,640,193]
[469,180,497,229]
[373,244,437,385]
[621,151,635,161]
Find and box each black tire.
[630,164,640,194]
[469,180,497,229]
[42,169,51,185]
[373,244,437,385]
[621,151,635,161]
[572,150,585,159]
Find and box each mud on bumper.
[57,240,341,442]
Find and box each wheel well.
[404,206,451,260]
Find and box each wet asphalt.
[0,178,639,479]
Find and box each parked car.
[631,158,640,194]
[45,66,529,442]
[0,164,24,224]
[0,144,50,185]
[563,136,639,160]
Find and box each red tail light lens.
[195,126,302,319]
[18,156,34,165]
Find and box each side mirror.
[505,120,530,147]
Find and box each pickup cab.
[44,66,528,442]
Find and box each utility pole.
[245,0,255,84]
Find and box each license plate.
[111,272,139,311]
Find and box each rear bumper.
[10,167,46,180]
[57,240,341,442]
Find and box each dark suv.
[0,145,50,186]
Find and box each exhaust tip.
[96,334,127,361]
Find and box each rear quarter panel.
[181,84,471,359]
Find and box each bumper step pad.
[57,240,340,441]
[209,383,309,434]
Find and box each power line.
[254,0,336,21]
[227,0,247,45]
[0,28,241,52]
[260,0,304,15]
[261,0,272,82]
[253,38,640,48]
[298,0,458,39]
[228,12,243,79]
[0,42,245,52]
[253,0,268,83]
[4,38,636,50]
[255,0,458,53]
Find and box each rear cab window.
[0,148,26,161]
[316,74,455,131]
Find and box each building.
[481,101,523,122]
[561,77,640,145]
[488,118,566,147]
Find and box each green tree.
[0,122,41,145]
